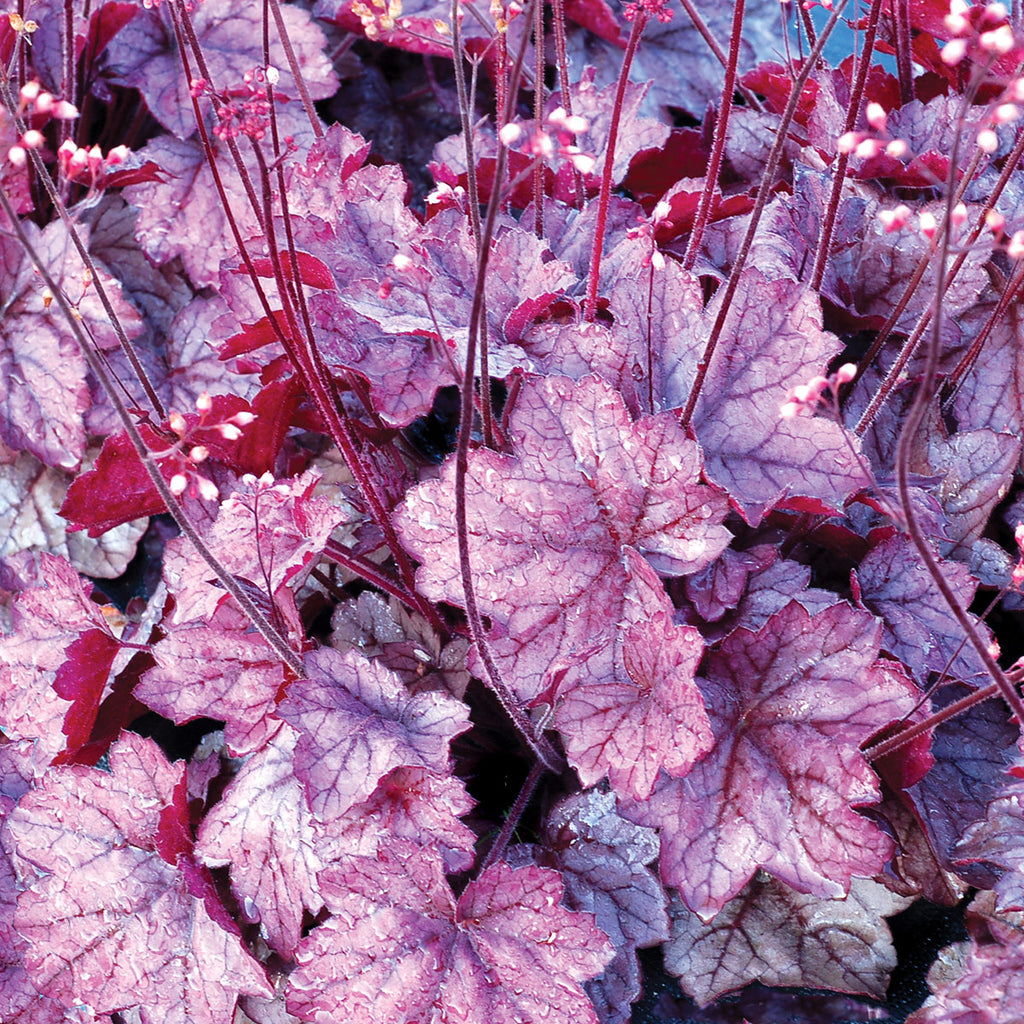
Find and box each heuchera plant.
[5,0,1024,1021]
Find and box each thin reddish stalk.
[943,263,1024,406]
[679,0,849,430]
[480,761,546,870]
[893,0,914,104]
[682,0,744,271]
[173,3,267,233]
[809,0,883,291]
[172,2,443,634]
[853,111,1024,434]
[454,1,562,772]
[677,0,764,111]
[265,0,324,139]
[863,683,1002,762]
[550,0,584,204]
[583,12,648,323]
[450,0,495,449]
[532,0,545,237]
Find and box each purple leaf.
[287,853,614,1024]
[679,270,872,524]
[315,764,477,875]
[395,374,731,704]
[0,220,141,469]
[137,604,286,756]
[0,554,116,765]
[161,469,348,625]
[104,0,337,138]
[5,733,272,1024]
[196,722,325,957]
[853,534,991,686]
[278,646,471,823]
[622,600,918,920]
[553,612,712,801]
[538,789,669,1024]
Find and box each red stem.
[809,0,883,291]
[683,0,744,271]
[583,12,648,323]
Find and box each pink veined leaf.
[137,603,287,757]
[287,847,614,1024]
[621,600,919,921]
[672,269,872,525]
[277,646,472,824]
[103,0,338,139]
[552,611,712,801]
[196,722,325,958]
[536,789,669,1024]
[319,215,577,379]
[853,533,992,686]
[161,468,349,625]
[664,873,911,1007]
[0,219,142,470]
[315,764,477,875]
[906,916,1024,1024]
[554,68,669,182]
[394,373,731,704]
[1,801,69,1024]
[4,732,273,1024]
[905,684,1020,889]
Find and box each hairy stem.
[583,12,648,323]
[683,0,744,271]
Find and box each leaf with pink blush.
[137,604,286,757]
[395,374,731,704]
[905,684,1020,889]
[0,554,118,765]
[4,732,272,1024]
[161,469,349,626]
[324,217,578,378]
[287,851,613,1024]
[907,926,1024,1024]
[278,646,471,823]
[0,220,142,470]
[316,765,477,875]
[196,722,325,957]
[1,808,68,1024]
[104,0,337,139]
[664,874,910,1007]
[123,134,263,290]
[622,600,918,920]
[553,611,711,801]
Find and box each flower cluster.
[623,0,674,23]
[351,0,403,39]
[940,1,1022,66]
[150,393,255,500]
[498,107,596,174]
[192,67,279,143]
[780,363,857,420]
